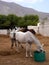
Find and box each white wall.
[0,29,7,35]
[39,22,49,36]
[28,21,49,37]
[0,22,49,37]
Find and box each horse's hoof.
[30,55,33,58]
[26,55,29,58]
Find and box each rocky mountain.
[0,1,49,21]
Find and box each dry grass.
[0,34,49,65]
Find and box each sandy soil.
[0,34,49,65]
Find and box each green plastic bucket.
[34,51,46,62]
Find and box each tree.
[0,14,39,29]
[7,14,19,28]
[23,15,39,26]
[0,15,8,28]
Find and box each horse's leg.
[19,43,24,49]
[26,43,29,57]
[29,44,32,57]
[17,42,21,49]
[15,39,17,47]
[11,38,14,49]
[16,41,19,52]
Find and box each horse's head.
[37,44,44,52]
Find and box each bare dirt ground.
[0,34,49,65]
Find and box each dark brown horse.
[20,28,36,35]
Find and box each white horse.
[10,28,44,57]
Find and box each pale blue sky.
[2,0,49,13]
